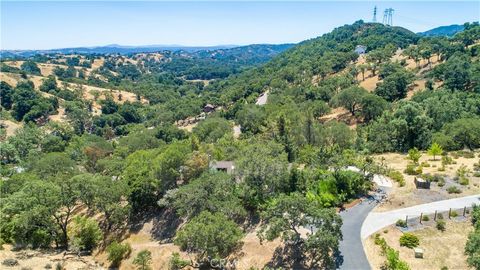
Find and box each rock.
[2,258,19,267]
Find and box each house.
[210,161,235,174]
[355,45,367,55]
[203,104,216,113]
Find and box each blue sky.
[1,1,479,50]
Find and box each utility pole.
[382,8,394,26]
[373,6,377,23]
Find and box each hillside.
[418,24,465,37]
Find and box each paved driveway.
[361,194,480,239]
[336,189,388,270]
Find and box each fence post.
[405,215,408,227]
[420,213,423,224]
[464,206,466,217]
[434,210,437,221]
[449,208,452,219]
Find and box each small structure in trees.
[209,161,235,174]
[414,177,430,189]
[355,45,367,54]
[203,104,216,113]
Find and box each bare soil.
[364,219,474,270]
[374,151,480,212]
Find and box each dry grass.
[0,119,22,138]
[364,219,474,270]
[0,245,101,270]
[374,151,480,212]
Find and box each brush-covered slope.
[208,20,419,102]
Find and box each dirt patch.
[319,107,359,128]
[374,151,480,212]
[0,245,102,270]
[0,119,22,138]
[364,219,473,270]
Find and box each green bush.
[388,170,406,187]
[404,164,419,175]
[436,220,446,232]
[399,233,419,248]
[450,211,459,218]
[133,250,152,270]
[107,241,132,267]
[69,216,102,252]
[396,219,407,228]
[459,177,469,185]
[437,213,444,220]
[441,155,453,165]
[168,252,190,270]
[422,215,430,222]
[420,161,430,167]
[447,186,462,194]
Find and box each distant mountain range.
[0,23,470,59]
[418,24,465,37]
[0,44,241,58]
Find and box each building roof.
[211,161,235,169]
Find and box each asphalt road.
[336,189,387,270]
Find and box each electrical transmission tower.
[382,8,394,26]
[373,6,377,23]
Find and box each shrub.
[133,250,152,270]
[399,233,419,248]
[441,266,448,270]
[437,213,444,220]
[422,215,430,222]
[388,170,405,187]
[69,216,102,252]
[436,220,446,232]
[450,211,459,218]
[107,241,132,267]
[396,219,407,228]
[168,252,190,270]
[438,178,446,187]
[459,177,469,185]
[45,264,52,269]
[420,161,430,167]
[441,155,453,165]
[404,164,419,175]
[447,186,462,194]
[457,150,475,158]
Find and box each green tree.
[407,148,422,164]
[333,86,367,116]
[0,81,14,109]
[235,141,289,207]
[360,93,388,123]
[427,142,443,161]
[171,172,246,221]
[192,117,232,143]
[133,250,152,270]
[39,76,58,93]
[106,241,131,267]
[174,211,243,263]
[258,193,342,269]
[20,60,41,75]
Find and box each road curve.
[361,194,480,239]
